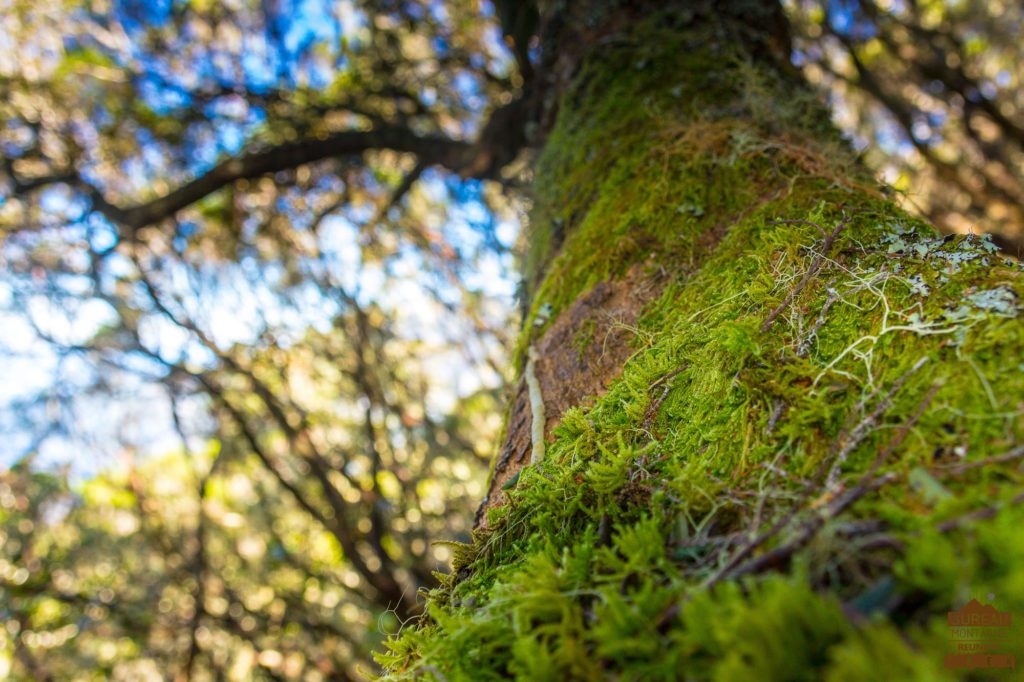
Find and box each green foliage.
[0,397,499,679]
[1,2,519,677]
[788,0,1024,252]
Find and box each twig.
[936,491,1024,532]
[768,217,830,239]
[643,365,688,432]
[863,382,941,478]
[824,356,929,490]
[765,398,787,436]
[761,212,850,333]
[705,360,927,587]
[701,499,806,589]
[761,461,811,488]
[724,473,898,581]
[797,271,888,358]
[936,445,1024,476]
[797,282,838,357]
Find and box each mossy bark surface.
[377,5,1024,680]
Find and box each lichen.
[376,13,1024,681]
[524,345,547,465]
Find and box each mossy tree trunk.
[379,1,1024,678]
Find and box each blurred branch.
[179,449,220,682]
[815,3,1024,254]
[9,104,529,234]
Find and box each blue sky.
[0,0,520,477]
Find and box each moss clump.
[376,12,1024,682]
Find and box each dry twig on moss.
[761,212,850,333]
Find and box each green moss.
[512,18,859,370]
[377,13,1024,682]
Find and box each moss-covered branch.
[377,5,1024,680]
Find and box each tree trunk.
[379,1,1024,678]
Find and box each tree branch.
[10,101,530,234]
[111,126,473,231]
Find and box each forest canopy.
[1,0,1022,679]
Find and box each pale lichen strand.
[479,262,669,523]
[524,345,546,466]
[376,16,1024,682]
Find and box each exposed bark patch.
[474,183,787,528]
[476,262,667,526]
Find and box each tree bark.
[379,1,1024,678]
